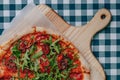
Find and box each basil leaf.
[32,51,43,59]
[12,44,21,58]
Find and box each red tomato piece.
[73,60,81,65]
[19,40,28,53]
[71,66,82,73]
[57,54,63,62]
[41,60,49,67]
[5,56,17,73]
[70,73,83,80]
[41,44,50,54]
[40,64,45,73]
[0,76,11,80]
[64,48,74,60]
[20,69,34,78]
[57,54,68,70]
[35,34,49,42]
[46,66,51,73]
[40,55,49,67]
[67,51,74,60]
[39,55,50,73]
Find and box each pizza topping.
[57,54,63,62]
[32,51,43,59]
[0,76,12,80]
[41,44,50,54]
[58,56,68,70]
[20,69,34,78]
[57,54,68,70]
[40,55,49,67]
[2,31,87,80]
[0,64,5,78]
[65,48,74,60]
[5,56,17,73]
[35,34,49,43]
[70,73,83,80]
[12,44,21,58]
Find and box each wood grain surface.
[38,5,111,80]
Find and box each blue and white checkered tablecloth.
[0,0,120,80]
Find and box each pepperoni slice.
[19,40,28,53]
[71,66,83,73]
[70,73,83,80]
[5,56,17,73]
[0,76,12,80]
[20,69,34,78]
[57,54,68,70]
[40,55,50,67]
[57,54,63,62]
[40,44,50,55]
[64,48,74,60]
[19,38,34,53]
[39,55,50,73]
[73,60,81,65]
[35,34,49,42]
[40,64,45,73]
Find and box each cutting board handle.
[64,8,111,46]
[62,9,111,80]
[82,8,111,36]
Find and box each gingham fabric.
[0,0,119,80]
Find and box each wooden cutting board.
[37,5,111,80]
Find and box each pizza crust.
[0,26,90,80]
[79,53,90,80]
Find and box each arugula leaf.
[42,36,52,45]
[32,51,43,59]
[31,35,34,40]
[50,39,61,54]
[51,39,60,46]
[12,44,21,58]
[43,36,61,54]
[33,72,48,80]
[29,44,37,55]
[60,73,66,79]
[20,44,37,70]
[14,58,22,67]
[21,50,30,70]
[34,60,40,72]
[11,76,15,80]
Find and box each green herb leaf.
[12,44,21,58]
[50,39,61,54]
[34,60,40,72]
[51,39,60,46]
[42,36,52,45]
[32,51,43,59]
[21,50,30,70]
[29,44,37,55]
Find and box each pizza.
[0,27,90,80]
